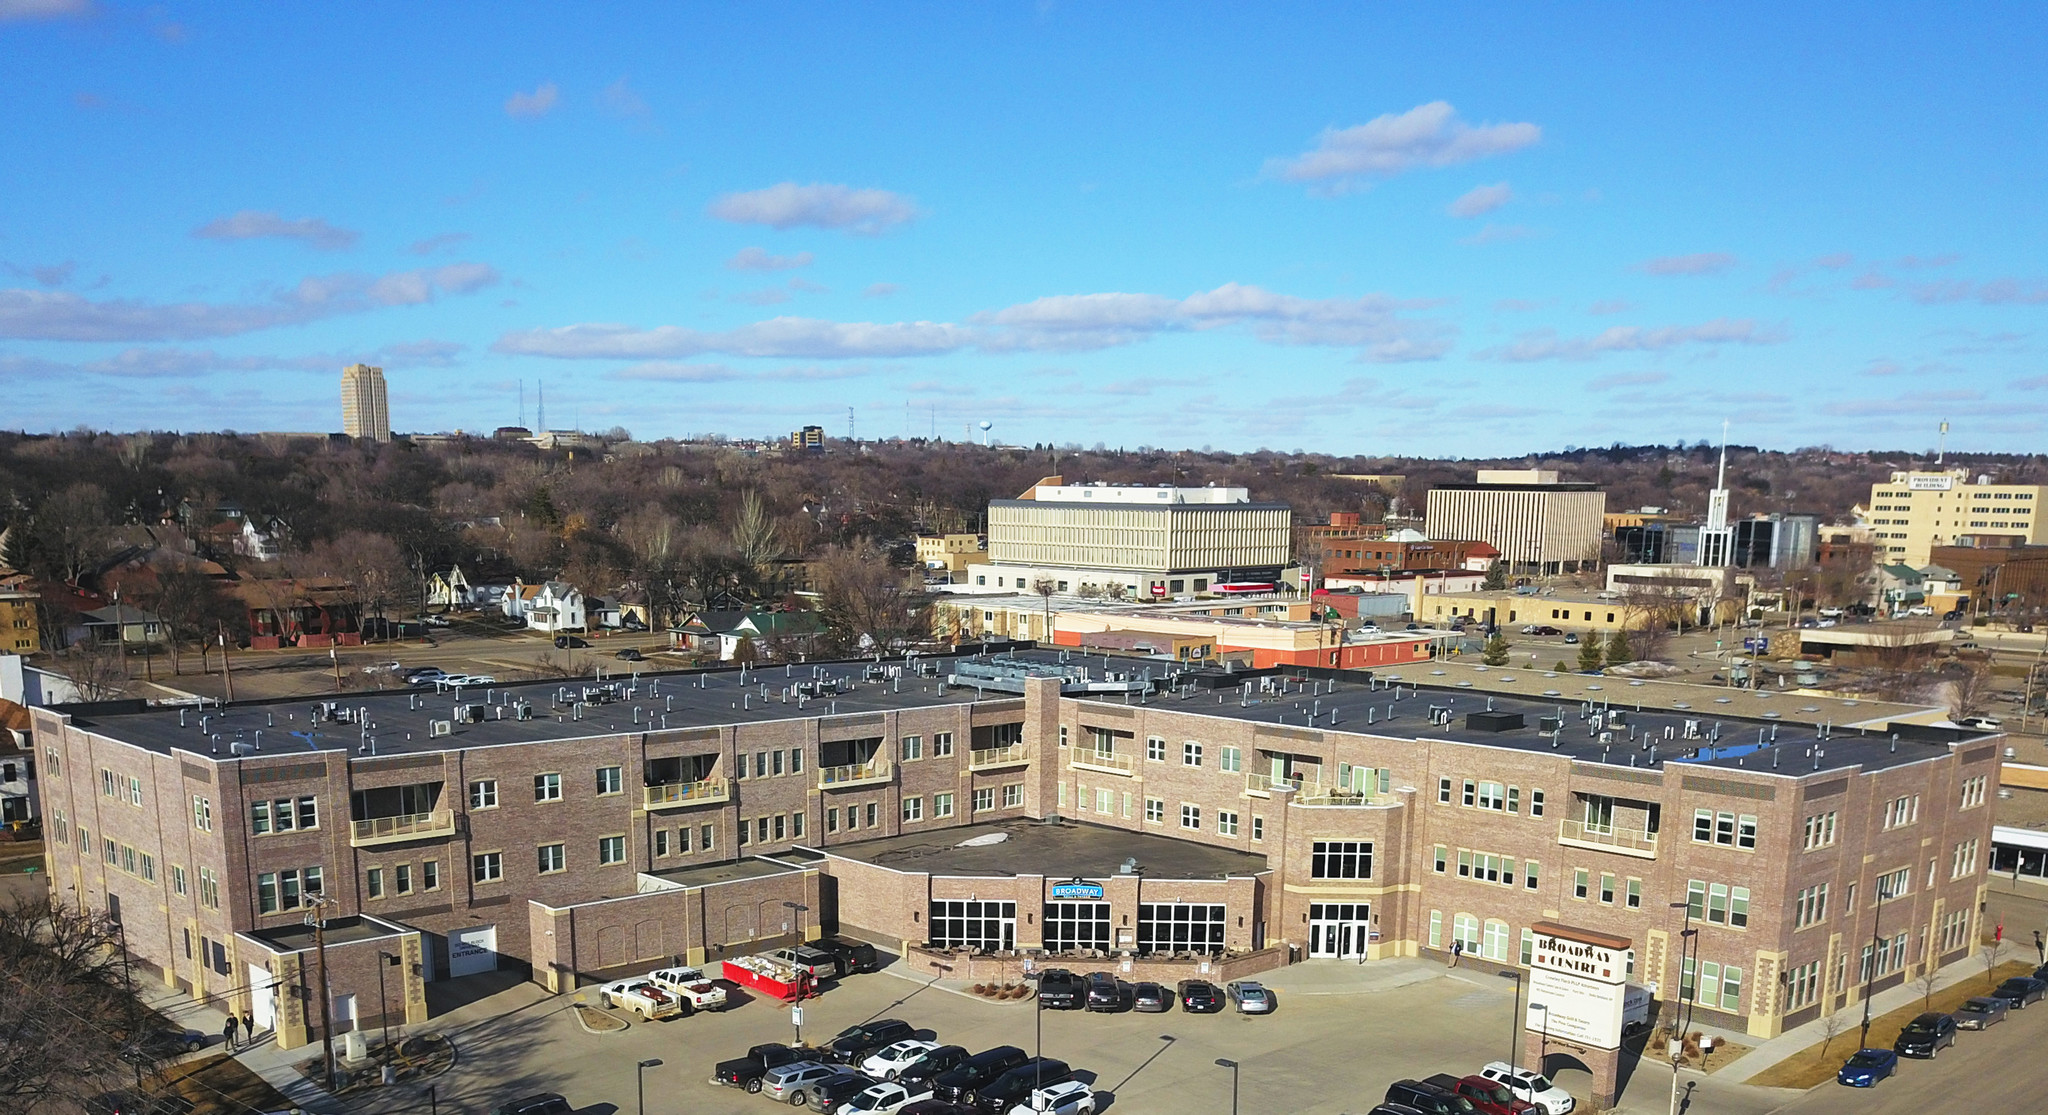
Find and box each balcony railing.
[968,744,1030,770]
[818,759,893,789]
[1069,749,1136,776]
[1296,784,1385,807]
[1557,817,1659,859]
[1243,772,1308,797]
[643,778,731,810]
[350,809,456,847]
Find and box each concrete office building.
[30,650,1996,1056]
[967,478,1292,598]
[1425,470,1605,575]
[1860,468,2048,566]
[340,364,390,442]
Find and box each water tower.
[978,420,993,447]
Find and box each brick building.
[30,652,1996,1055]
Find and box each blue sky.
[3,2,2044,454]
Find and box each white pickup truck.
[646,966,730,1014]
[597,978,683,1020]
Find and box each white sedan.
[1007,1081,1097,1115]
[860,1039,939,1081]
[841,1081,931,1115]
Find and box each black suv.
[817,937,882,976]
[825,1018,916,1063]
[896,1045,972,1091]
[1177,979,1225,1013]
[804,1072,873,1114]
[1036,969,1086,1010]
[1893,1011,1958,1058]
[933,1046,1029,1102]
[1383,1080,1474,1115]
[713,1043,808,1092]
[1084,972,1126,1012]
[971,1059,1073,1114]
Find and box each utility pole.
[307,894,337,1089]
[218,624,236,703]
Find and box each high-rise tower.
[341,363,390,441]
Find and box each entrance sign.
[1050,879,1104,900]
[1524,923,1631,1050]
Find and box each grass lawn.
[155,1053,296,1115]
[1746,960,2035,1090]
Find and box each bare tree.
[816,541,933,653]
[730,489,784,577]
[3,482,115,586]
[0,893,164,1113]
[1983,943,2004,988]
[1913,962,1942,1010]
[1816,1010,1848,1059]
[60,643,129,702]
[1943,662,1995,722]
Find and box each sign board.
[1151,585,1168,596]
[1525,926,1631,1050]
[791,1006,804,1026]
[1907,474,1956,491]
[1050,880,1104,901]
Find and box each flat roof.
[818,817,1269,880]
[57,652,1023,760]
[647,857,802,888]
[1085,661,1989,778]
[245,915,407,952]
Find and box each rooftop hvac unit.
[515,702,535,721]
[429,720,453,738]
[455,704,486,724]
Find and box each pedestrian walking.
[2035,930,2044,965]
[1449,939,1463,967]
[222,1013,239,1052]
[242,1010,255,1044]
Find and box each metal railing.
[968,744,1029,769]
[818,759,893,788]
[1243,772,1308,797]
[349,809,456,846]
[643,779,731,809]
[1069,749,1136,775]
[1557,817,1659,858]
[1296,783,1385,807]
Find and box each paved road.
[1765,994,2048,1115]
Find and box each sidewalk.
[1713,938,2027,1084]
[137,979,345,1114]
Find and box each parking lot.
[345,959,1554,1115]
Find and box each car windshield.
[1847,1052,1886,1067]
[1449,1096,1478,1113]
[1480,1084,1514,1103]
[1521,1074,1552,1091]
[1904,1021,1936,1034]
[1963,999,1995,1011]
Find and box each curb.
[880,967,1037,1006]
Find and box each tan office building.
[341,363,390,442]
[1424,470,1605,574]
[971,479,1292,597]
[1861,468,2048,566]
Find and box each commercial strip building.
[967,478,1292,598]
[916,533,987,584]
[340,363,390,443]
[28,650,1994,1055]
[1424,470,1606,575]
[1859,468,2048,566]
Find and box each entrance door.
[249,965,275,1030]
[1307,902,1371,959]
[332,993,357,1032]
[448,924,499,977]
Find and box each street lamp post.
[375,950,395,1061]
[782,900,810,947]
[1667,901,1699,1115]
[637,1058,663,1115]
[1860,881,1894,1049]
[1214,1058,1239,1115]
[1021,950,1045,1094]
[1497,968,1524,1078]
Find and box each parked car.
[1562,633,1580,644]
[827,1019,919,1064]
[932,1047,1029,1103]
[764,1062,845,1105]
[901,1102,979,1115]
[1892,1012,1957,1058]
[1383,1079,1475,1115]
[554,635,590,648]
[1836,1048,1898,1087]
[1003,1080,1096,1115]
[894,1045,971,1091]
[1368,1106,1430,1115]
[406,670,448,686]
[843,1080,933,1115]
[1226,980,1273,1014]
[644,965,729,1013]
[712,1043,808,1092]
[1130,982,1172,1013]
[807,1072,879,1115]
[122,1026,207,1061]
[864,1040,941,1081]
[1422,1074,1533,1115]
[615,647,645,661]
[1177,979,1225,1013]
[1083,972,1125,1012]
[816,937,882,975]
[492,1097,572,1115]
[1953,996,2009,1029]
[1992,976,2048,1009]
[421,614,451,627]
[1035,969,1086,1010]
[595,978,680,1020]
[1477,1062,1574,1115]
[972,1061,1073,1115]
[1956,715,2003,731]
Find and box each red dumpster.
[721,955,813,1001]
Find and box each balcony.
[968,744,1030,771]
[818,760,893,789]
[1069,749,1136,776]
[1557,817,1659,859]
[643,778,731,811]
[1243,772,1308,798]
[350,809,456,848]
[1296,784,1384,807]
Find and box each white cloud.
[496,317,973,360]
[1587,371,1670,391]
[862,282,901,298]
[610,362,874,383]
[600,76,648,118]
[0,263,498,341]
[1266,102,1540,191]
[193,210,359,251]
[408,232,471,256]
[1447,182,1513,218]
[707,183,921,234]
[505,82,560,119]
[0,0,91,21]
[1459,224,1536,246]
[0,338,465,379]
[1907,278,2048,306]
[726,246,815,271]
[1635,252,1738,277]
[734,287,793,306]
[4,260,77,287]
[1481,318,1788,362]
[1588,299,1632,315]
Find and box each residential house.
[669,608,826,660]
[426,566,474,609]
[501,582,543,623]
[79,605,166,646]
[235,517,288,562]
[0,589,39,655]
[234,579,364,649]
[522,582,587,633]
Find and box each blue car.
[1837,1048,1897,1088]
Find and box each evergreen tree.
[1577,637,1605,672]
[1482,560,1507,591]
[1482,632,1510,666]
[1554,660,1572,673]
[1605,629,1633,666]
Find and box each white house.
[524,581,587,633]
[235,517,286,562]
